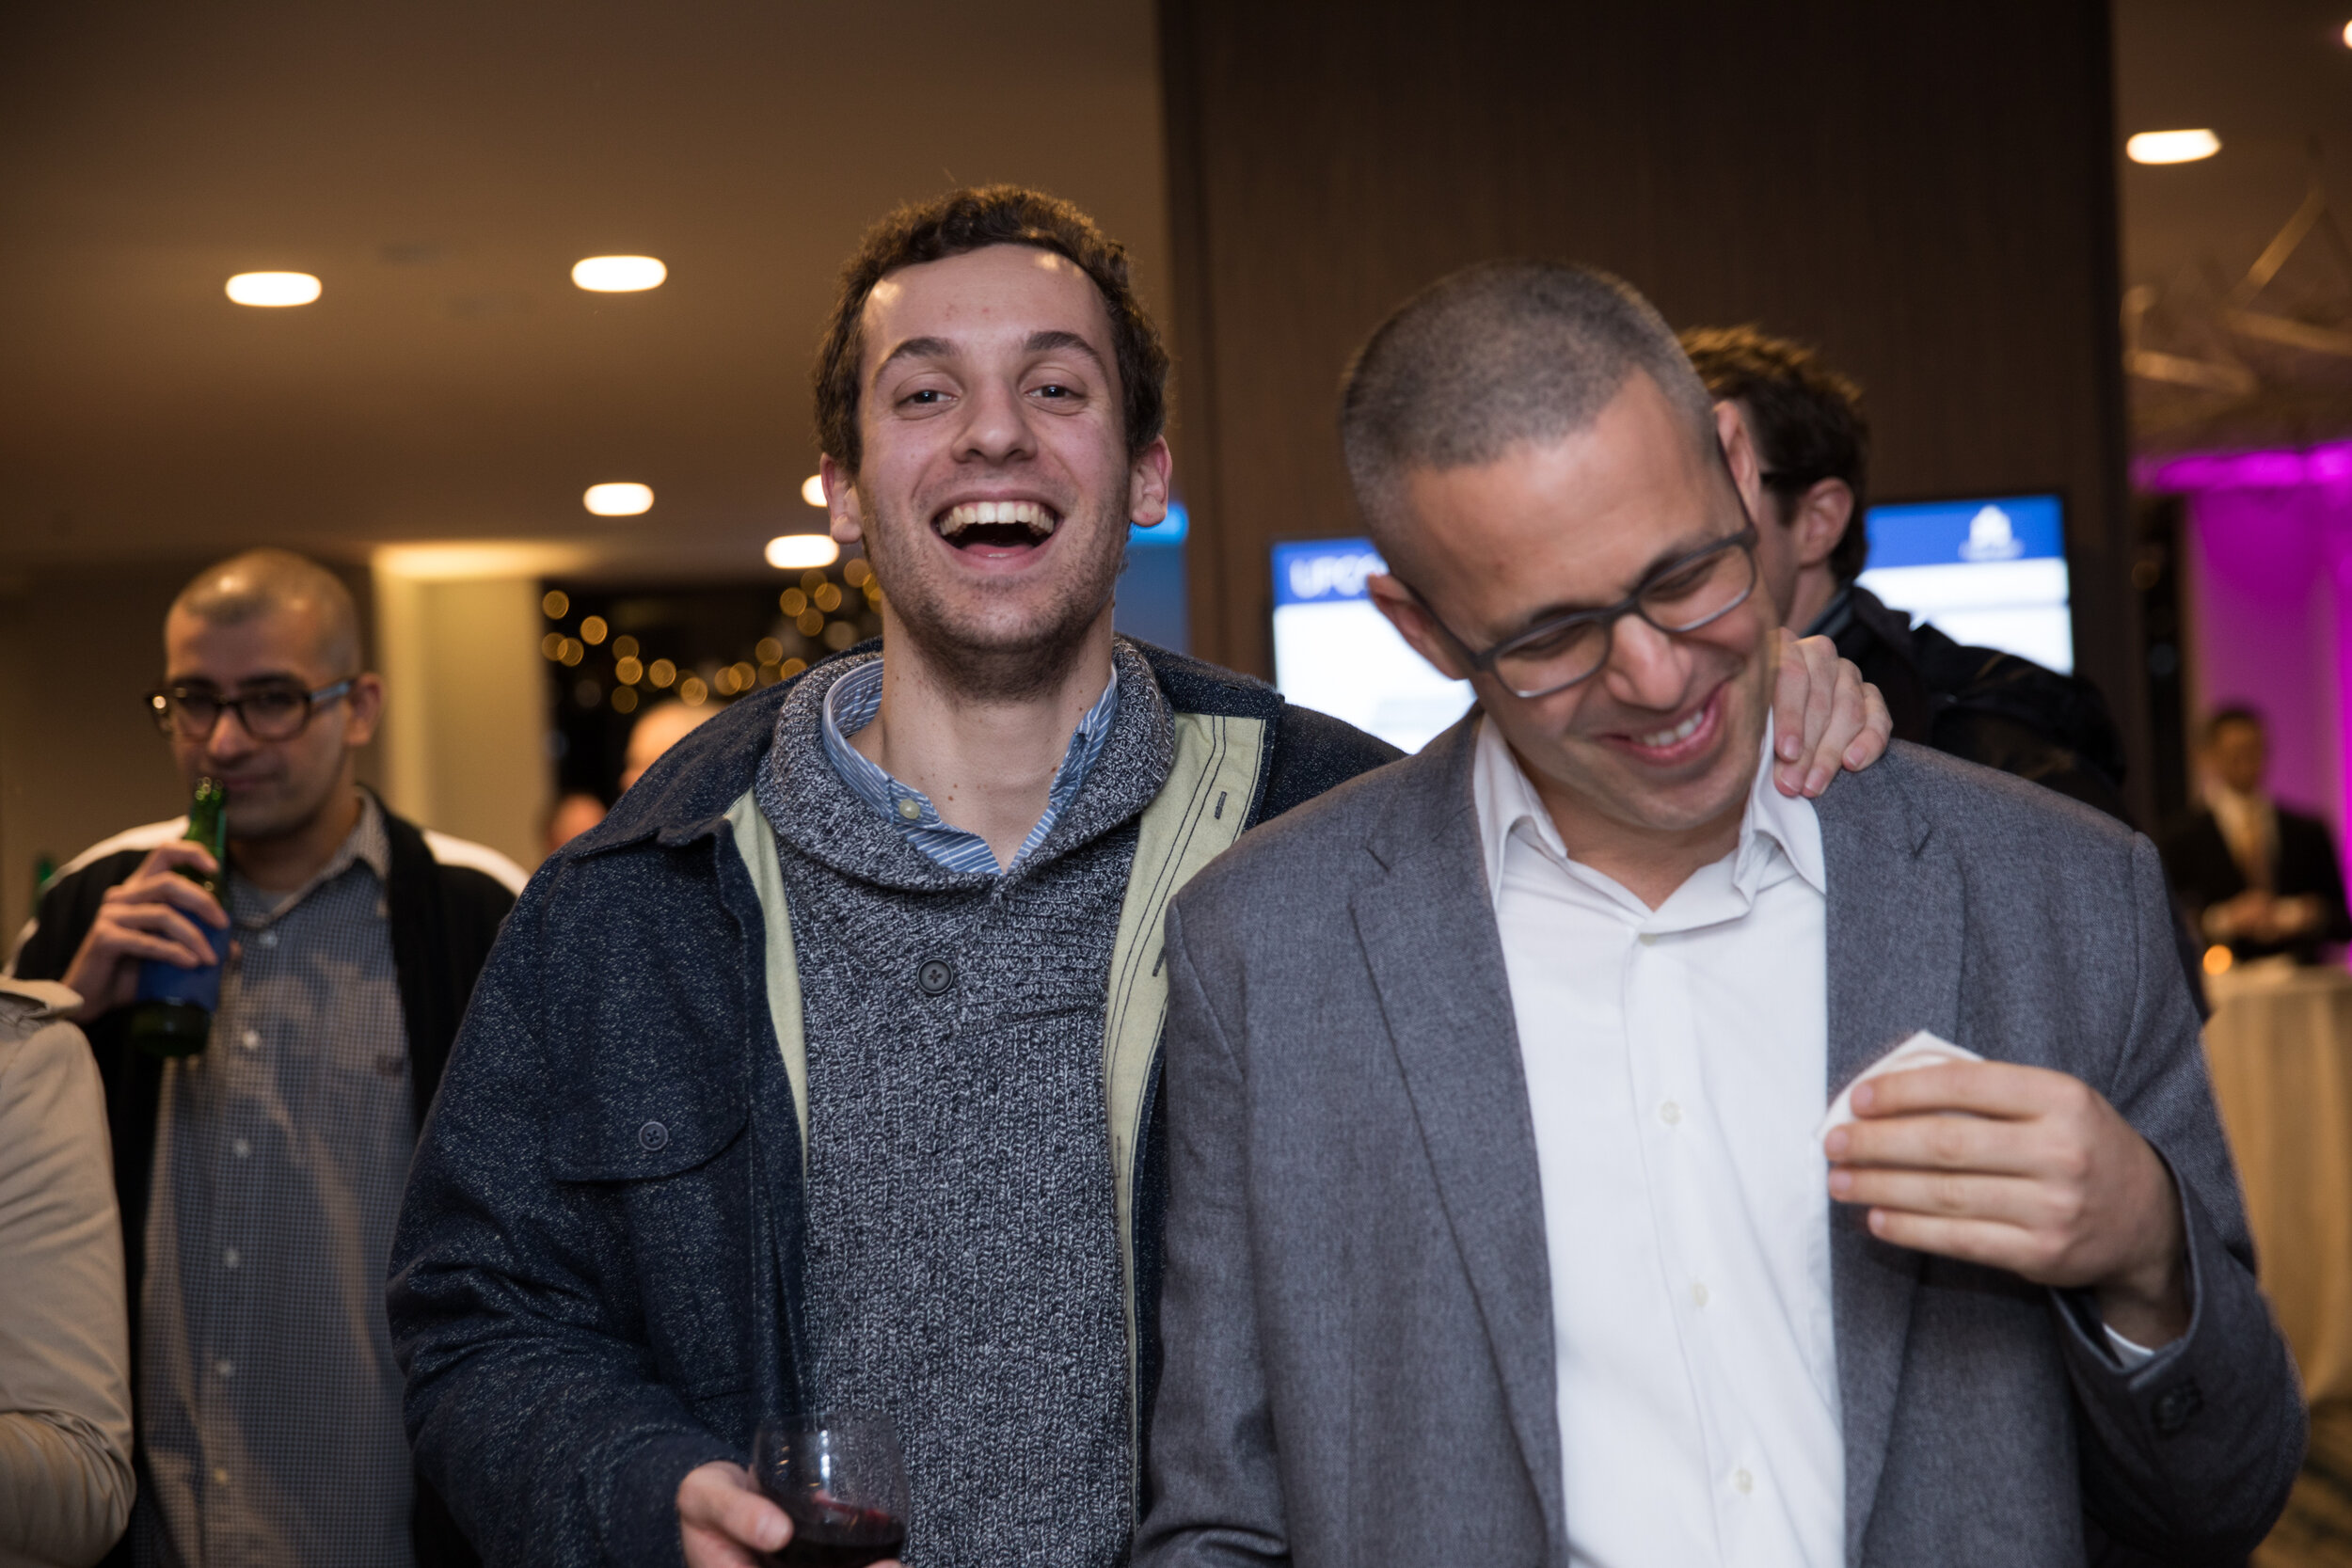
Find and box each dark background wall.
[1160,0,2144,817]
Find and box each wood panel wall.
[1160,0,2146,816]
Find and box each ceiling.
[2114,0,2352,451]
[0,0,1168,577]
[7,1,2348,579]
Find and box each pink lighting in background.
[2140,442,2352,890]
[2137,441,2352,494]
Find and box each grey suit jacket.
[1136,726,2303,1567]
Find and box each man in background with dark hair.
[1683,325,2132,822]
[388,187,1885,1568]
[9,547,525,1568]
[2163,705,2352,963]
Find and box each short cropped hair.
[169,548,362,674]
[812,185,1169,477]
[2204,705,2265,746]
[1338,261,1719,571]
[1680,325,1873,586]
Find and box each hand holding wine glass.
[679,1414,908,1568]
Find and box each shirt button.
[918,958,955,996]
[1733,1467,1754,1495]
[1659,1101,1682,1126]
[1690,1281,1709,1308]
[1637,931,1660,946]
[213,1466,231,1486]
[896,798,923,822]
[240,1029,260,1051]
[215,1359,234,1378]
[258,931,278,949]
[231,1138,251,1159]
[222,1246,241,1270]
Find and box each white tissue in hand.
[1818,1030,1983,1140]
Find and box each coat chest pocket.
[547,1079,749,1182]
[546,1069,757,1397]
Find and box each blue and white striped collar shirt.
[818,655,1122,874]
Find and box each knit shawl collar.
[755,638,1175,893]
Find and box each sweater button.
[638,1120,670,1152]
[2152,1381,2202,1435]
[918,958,955,996]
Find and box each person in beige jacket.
[0,976,132,1568]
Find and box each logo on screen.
[1957,504,2025,562]
[1285,549,1388,602]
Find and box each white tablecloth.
[2204,960,2352,1411]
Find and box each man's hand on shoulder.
[1824,1059,2191,1348]
[1771,628,1892,798]
[59,841,230,1024]
[678,1460,905,1568]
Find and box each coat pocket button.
[638,1120,670,1153]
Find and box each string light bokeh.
[539,558,883,800]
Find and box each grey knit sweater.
[755,643,1175,1568]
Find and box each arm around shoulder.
[0,996,133,1568]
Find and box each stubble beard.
[1616,658,1771,835]
[205,747,353,847]
[1535,642,1772,844]
[866,500,1130,704]
[221,774,342,846]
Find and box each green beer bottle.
[125,777,230,1058]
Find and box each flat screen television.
[1856,494,2073,673]
[1270,538,1471,753]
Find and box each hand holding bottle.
[61,779,231,1055]
[60,840,230,1023]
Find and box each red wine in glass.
[754,1414,909,1568]
[776,1492,905,1567]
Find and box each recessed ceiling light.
[2126,129,2221,165]
[801,474,827,507]
[226,272,322,307]
[584,483,654,515]
[2343,18,2351,46]
[571,255,667,292]
[767,533,840,570]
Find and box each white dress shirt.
[1475,714,1843,1568]
[2206,784,2278,891]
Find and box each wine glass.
[751,1413,910,1567]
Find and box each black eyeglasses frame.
[1409,523,1762,701]
[146,677,357,741]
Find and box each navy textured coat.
[386,644,1396,1568]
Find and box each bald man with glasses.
[9,548,526,1568]
[1135,264,2301,1567]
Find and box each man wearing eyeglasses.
[384,190,1889,1568]
[8,548,525,1568]
[1135,263,2300,1567]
